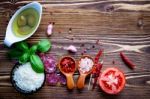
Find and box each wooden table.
[0,0,150,99]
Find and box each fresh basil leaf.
[37,39,51,52]
[19,52,30,63]
[30,45,38,54]
[8,48,22,59]
[30,54,44,73]
[15,41,29,52]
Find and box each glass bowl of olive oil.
[4,2,42,47]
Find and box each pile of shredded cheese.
[13,62,44,92]
[79,57,94,73]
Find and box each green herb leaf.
[30,45,38,54]
[15,41,29,52]
[37,39,51,52]
[19,52,30,63]
[30,54,44,73]
[8,48,22,59]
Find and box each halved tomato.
[99,67,126,94]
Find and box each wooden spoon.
[58,56,76,90]
[77,55,94,89]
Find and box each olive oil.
[12,8,39,37]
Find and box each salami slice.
[39,53,56,73]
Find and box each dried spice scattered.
[92,45,95,48]
[81,49,87,55]
[69,28,72,31]
[68,28,72,34]
[80,44,85,47]
[83,49,87,53]
[112,60,115,65]
[52,22,55,25]
[58,30,62,34]
[70,38,74,40]
[120,52,135,69]
[81,52,84,55]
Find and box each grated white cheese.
[13,62,44,92]
[79,57,94,73]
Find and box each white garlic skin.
[47,23,53,36]
[65,45,77,53]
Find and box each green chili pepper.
[30,54,44,73]
[37,39,51,52]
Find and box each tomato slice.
[99,67,126,94]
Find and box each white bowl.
[4,2,42,47]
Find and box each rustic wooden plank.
[14,0,150,12]
[0,0,150,99]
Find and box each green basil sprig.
[8,39,51,73]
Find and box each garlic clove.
[47,23,53,36]
[64,45,77,53]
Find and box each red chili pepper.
[92,63,103,90]
[94,49,103,64]
[92,49,103,90]
[120,52,135,69]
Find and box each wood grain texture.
[0,0,150,99]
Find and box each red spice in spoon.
[59,56,76,89]
[60,57,76,73]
